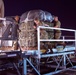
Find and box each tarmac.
[0,58,76,75]
[0,65,76,75]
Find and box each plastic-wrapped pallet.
[19,21,37,51]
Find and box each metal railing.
[37,26,76,58]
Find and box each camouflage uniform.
[43,21,54,39]
[54,20,61,39]
[36,21,48,39]
[53,20,63,47]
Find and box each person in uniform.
[33,17,49,53]
[52,16,66,49]
[12,15,20,50]
[53,16,61,39]
[11,15,20,39]
[34,17,48,39]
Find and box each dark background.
[3,0,76,30]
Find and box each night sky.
[3,0,76,30]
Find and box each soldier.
[11,15,20,40]
[33,17,49,53]
[11,15,20,50]
[52,16,66,48]
[53,16,61,39]
[34,17,48,39]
